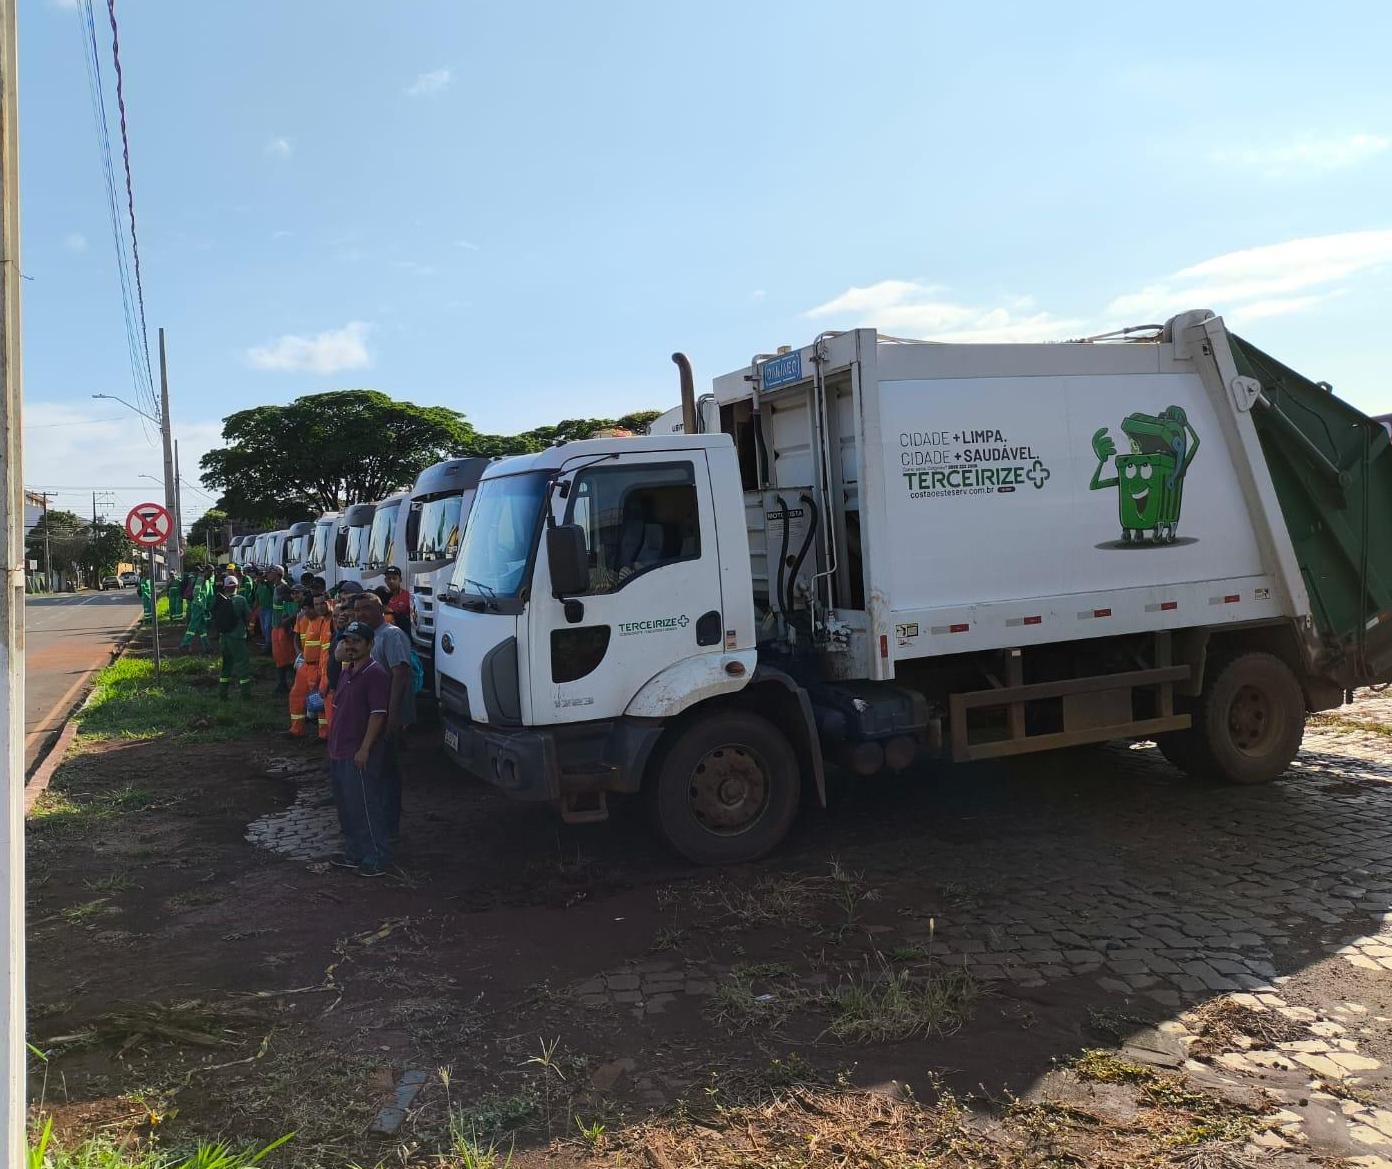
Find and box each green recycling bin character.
[1089,405,1200,544]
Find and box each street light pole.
[158,330,180,581]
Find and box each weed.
[573,1115,606,1149]
[828,858,879,929]
[449,1090,540,1141]
[1068,1048,1157,1085]
[824,960,980,1044]
[1310,713,1392,737]
[83,873,138,895]
[61,898,110,926]
[650,924,687,951]
[1186,996,1309,1057]
[711,968,798,1033]
[525,1036,567,1134]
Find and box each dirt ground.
[25,629,1392,1167]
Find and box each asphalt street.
[24,589,139,773]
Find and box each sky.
[19,0,1392,532]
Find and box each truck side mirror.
[546,524,589,597]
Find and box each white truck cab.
[337,502,377,586]
[434,435,760,848]
[284,520,315,582]
[405,457,490,688]
[361,492,410,587]
[304,512,344,591]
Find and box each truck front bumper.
[441,714,664,804]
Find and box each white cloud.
[265,137,293,160]
[1106,229,1392,321]
[454,239,479,251]
[271,229,293,240]
[63,232,87,253]
[47,0,80,8]
[22,403,225,533]
[405,68,452,97]
[806,279,1082,342]
[750,289,767,302]
[246,321,372,374]
[1212,133,1390,177]
[394,260,435,277]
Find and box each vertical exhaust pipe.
[672,352,697,435]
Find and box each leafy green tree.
[182,544,211,570]
[80,521,133,580]
[187,508,229,552]
[200,391,478,525]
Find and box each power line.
[75,0,157,437]
[103,0,155,412]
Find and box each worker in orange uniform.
[317,600,354,741]
[288,591,333,737]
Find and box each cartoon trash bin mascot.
[1089,406,1200,544]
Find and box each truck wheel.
[647,711,800,866]
[1182,652,1306,785]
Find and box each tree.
[187,508,229,552]
[25,511,132,585]
[80,521,132,580]
[182,544,211,570]
[199,391,477,526]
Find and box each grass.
[824,961,980,1044]
[28,783,161,835]
[27,1118,291,1168]
[76,652,282,744]
[1309,712,1392,737]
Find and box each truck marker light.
[879,634,888,658]
[1093,608,1112,619]
[1225,594,1240,604]
[1145,601,1179,613]
[948,623,970,633]
[1006,615,1043,627]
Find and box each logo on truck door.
[1089,406,1201,547]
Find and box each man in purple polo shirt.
[327,620,393,877]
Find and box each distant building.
[23,489,44,534]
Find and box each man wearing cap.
[327,620,392,876]
[352,592,415,841]
[382,565,411,628]
[212,574,254,699]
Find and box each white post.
[158,329,180,580]
[0,0,25,1160]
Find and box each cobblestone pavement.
[246,756,338,861]
[563,692,1392,1018]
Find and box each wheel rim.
[1227,683,1282,755]
[687,743,770,836]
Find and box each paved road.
[25,589,139,773]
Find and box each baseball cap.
[384,565,402,577]
[342,620,375,642]
[338,580,365,595]
[223,575,238,588]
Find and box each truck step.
[559,790,609,824]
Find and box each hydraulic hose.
[788,493,820,627]
[774,494,791,629]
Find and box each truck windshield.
[451,472,547,599]
[286,535,305,565]
[415,494,464,561]
[364,505,399,569]
[342,524,370,568]
[306,521,332,570]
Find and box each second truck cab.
[406,457,489,689]
[284,520,315,582]
[361,492,410,588]
[338,502,376,585]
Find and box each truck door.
[531,452,724,724]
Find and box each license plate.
[443,728,459,751]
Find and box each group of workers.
[158,558,418,876]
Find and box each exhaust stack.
[671,352,696,435]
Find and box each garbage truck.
[304,511,344,591]
[361,491,410,587]
[337,502,376,585]
[405,458,490,696]
[433,310,1392,864]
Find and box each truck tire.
[647,711,801,866]
[1173,652,1305,785]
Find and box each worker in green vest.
[211,574,254,699]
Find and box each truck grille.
[439,676,470,720]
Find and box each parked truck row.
[226,310,1392,867]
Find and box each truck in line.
[405,458,490,698]
[433,310,1392,865]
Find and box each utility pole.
[173,438,183,563]
[158,328,180,580]
[0,0,26,1159]
[39,489,49,591]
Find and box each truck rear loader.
[433,310,1392,865]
